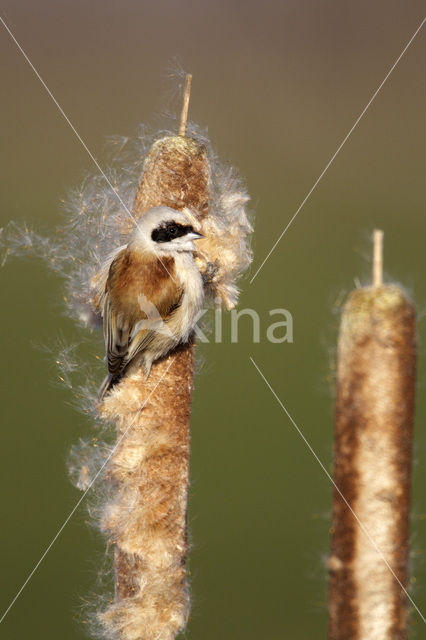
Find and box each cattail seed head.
[330,283,416,640]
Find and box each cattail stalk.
[99,78,210,640]
[328,230,416,639]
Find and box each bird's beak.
[187,231,204,240]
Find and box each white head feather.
[131,206,203,254]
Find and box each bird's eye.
[168,224,178,237]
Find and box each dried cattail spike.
[98,98,212,637]
[329,283,416,640]
[100,345,195,640]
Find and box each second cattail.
[329,230,416,640]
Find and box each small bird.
[98,206,204,399]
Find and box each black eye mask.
[152,222,194,243]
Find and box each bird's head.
[131,206,203,255]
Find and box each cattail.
[1,73,252,639]
[328,230,416,640]
[97,80,209,640]
[93,78,252,639]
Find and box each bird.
[98,206,204,400]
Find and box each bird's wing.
[103,293,143,378]
[103,248,183,379]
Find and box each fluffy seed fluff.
[2,124,252,324]
[1,121,253,639]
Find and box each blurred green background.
[1,1,425,638]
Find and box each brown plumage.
[105,251,182,376]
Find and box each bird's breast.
[109,250,177,309]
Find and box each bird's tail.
[98,358,152,402]
[98,373,114,402]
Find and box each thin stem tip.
[373,229,384,287]
[179,74,192,136]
